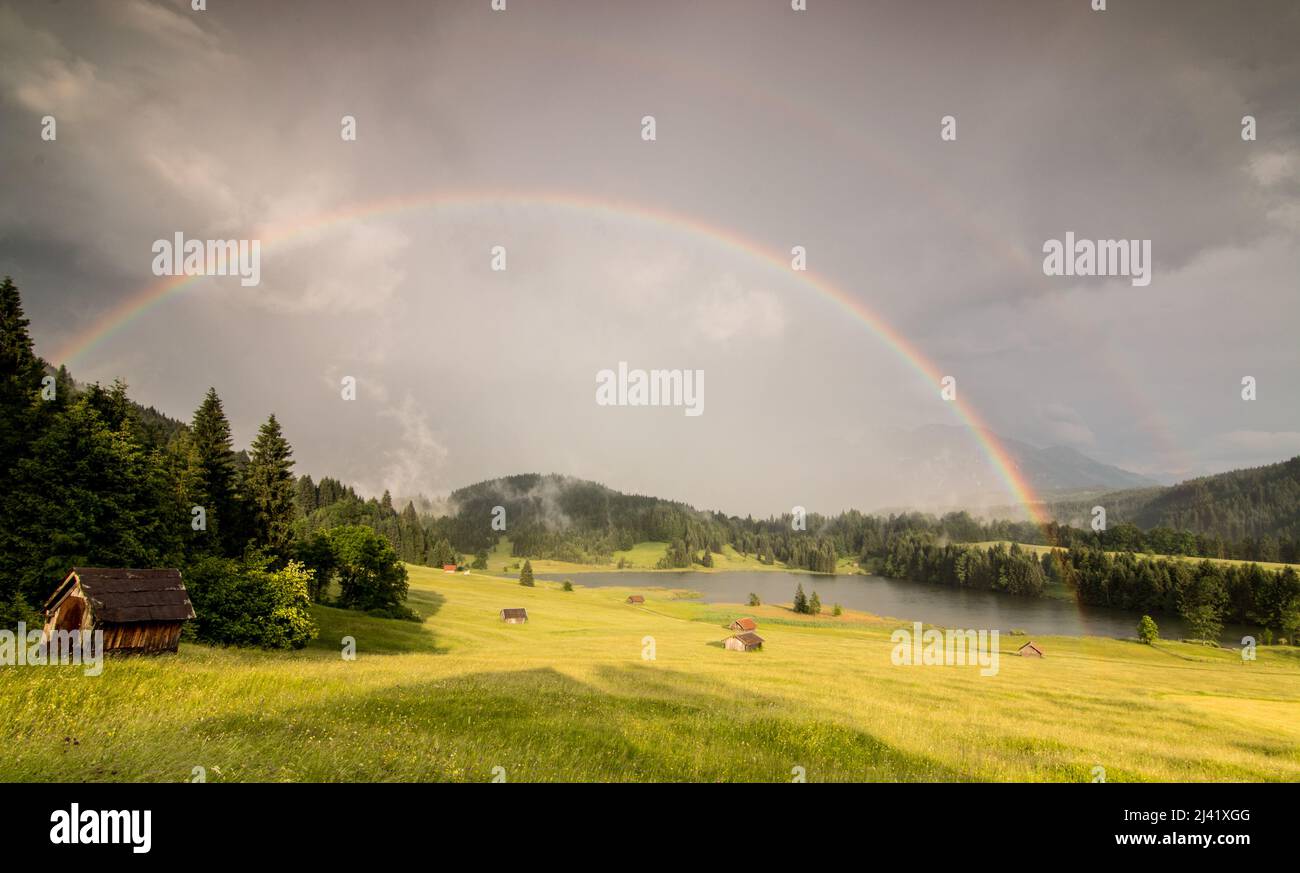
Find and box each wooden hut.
[499,608,528,624]
[625,595,645,604]
[43,568,194,654]
[724,631,764,652]
[1018,641,1044,657]
[729,617,757,632]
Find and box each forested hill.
[1050,456,1300,545]
[1130,457,1300,541]
[445,474,727,561]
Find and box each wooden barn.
[725,631,764,652]
[729,617,757,632]
[499,608,528,624]
[1018,641,1044,657]
[626,595,645,604]
[43,568,194,654]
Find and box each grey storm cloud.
[1,0,1297,515]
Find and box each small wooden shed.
[626,595,645,604]
[1018,641,1044,657]
[43,568,194,654]
[443,564,457,573]
[499,608,528,624]
[725,631,764,652]
[729,617,757,632]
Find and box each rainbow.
[50,190,1048,523]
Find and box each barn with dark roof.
[724,631,764,652]
[43,568,195,654]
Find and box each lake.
[539,570,1249,643]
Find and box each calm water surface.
[540,570,1247,642]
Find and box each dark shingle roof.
[52,568,195,623]
[733,632,764,647]
[500,608,528,621]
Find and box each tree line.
[874,534,1300,641]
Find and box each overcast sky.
[2,0,1298,516]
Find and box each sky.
[1,0,1298,517]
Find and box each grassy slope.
[2,565,1297,782]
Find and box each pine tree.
[399,502,425,564]
[519,559,535,587]
[244,414,297,553]
[188,388,242,554]
[295,474,318,516]
[0,276,46,466]
[793,582,808,614]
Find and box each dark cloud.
[1,0,1297,514]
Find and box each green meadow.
[2,564,1297,782]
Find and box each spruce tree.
[189,388,241,554]
[519,559,535,587]
[244,413,297,553]
[295,474,318,516]
[793,582,808,614]
[0,277,46,466]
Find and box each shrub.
[832,603,843,617]
[1138,614,1159,644]
[365,604,421,622]
[747,592,761,607]
[0,590,38,630]
[329,525,409,612]
[562,579,573,592]
[184,554,318,649]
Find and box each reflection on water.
[539,570,1249,642]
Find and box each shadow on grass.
[307,595,446,655]
[179,664,964,782]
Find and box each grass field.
[2,564,1297,782]
[486,539,862,575]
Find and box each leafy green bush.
[184,554,318,649]
[364,604,421,622]
[1138,614,1159,644]
[329,525,409,612]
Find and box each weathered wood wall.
[99,622,183,654]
